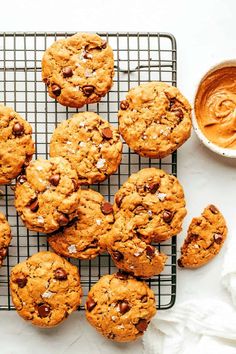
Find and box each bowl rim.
[193,59,236,158]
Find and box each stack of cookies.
[0,32,228,343]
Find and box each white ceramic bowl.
[193,60,236,158]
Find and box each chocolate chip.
[29,198,39,212]
[115,194,124,208]
[37,303,51,318]
[84,52,93,59]
[82,85,95,96]
[54,267,68,280]
[149,183,159,194]
[58,214,69,226]
[102,127,113,139]
[188,233,199,242]
[169,98,176,109]
[214,233,223,244]
[119,301,130,315]
[51,84,61,96]
[209,205,218,214]
[115,271,128,280]
[17,175,27,184]
[146,245,156,258]
[120,100,129,110]
[134,205,146,214]
[174,108,184,120]
[113,251,123,261]
[101,202,113,215]
[141,295,148,303]
[86,298,97,312]
[101,40,107,49]
[0,248,7,259]
[49,174,60,186]
[163,210,173,223]
[136,319,149,332]
[15,277,27,288]
[72,178,79,191]
[62,67,73,78]
[13,122,24,136]
[177,258,184,267]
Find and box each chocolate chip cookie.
[42,32,114,108]
[0,212,11,267]
[48,189,114,259]
[14,157,80,234]
[85,272,156,342]
[113,168,186,243]
[50,112,123,184]
[10,251,82,327]
[101,214,167,278]
[118,82,192,158]
[0,105,35,185]
[178,205,227,268]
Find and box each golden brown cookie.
[0,105,35,185]
[85,272,156,342]
[178,205,227,268]
[10,251,82,328]
[118,82,192,158]
[50,112,122,184]
[48,189,114,259]
[113,168,186,243]
[101,214,167,278]
[0,212,11,267]
[42,32,114,108]
[14,157,80,234]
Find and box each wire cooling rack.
[0,32,177,310]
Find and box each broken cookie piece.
[178,204,227,268]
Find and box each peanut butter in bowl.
[194,61,236,157]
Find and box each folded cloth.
[142,299,236,354]
[222,235,236,307]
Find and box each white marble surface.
[0,0,236,352]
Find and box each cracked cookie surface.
[178,204,227,268]
[118,82,192,158]
[50,112,122,184]
[0,212,11,267]
[101,214,167,278]
[10,251,82,327]
[0,105,35,185]
[85,272,156,342]
[113,168,186,243]
[48,189,114,259]
[14,157,80,233]
[42,32,114,108]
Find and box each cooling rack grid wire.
[0,32,177,310]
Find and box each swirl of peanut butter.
[195,66,236,149]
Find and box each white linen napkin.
[142,299,236,354]
[222,235,236,307]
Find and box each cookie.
[14,157,80,234]
[85,272,156,342]
[113,168,186,243]
[48,189,114,259]
[10,251,82,327]
[118,82,192,158]
[0,105,35,185]
[101,215,167,278]
[0,212,11,267]
[42,32,114,108]
[50,112,122,184]
[178,205,227,268]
